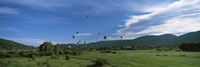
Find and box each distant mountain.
[0,38,35,50]
[3,30,199,49]
[177,31,200,43]
[72,30,200,47]
[84,34,178,47]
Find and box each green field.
[0,50,200,67]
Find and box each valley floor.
[0,50,200,67]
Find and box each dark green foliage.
[156,54,160,56]
[65,55,70,60]
[112,51,116,54]
[51,54,59,59]
[100,50,112,53]
[163,55,168,56]
[53,44,59,54]
[30,54,36,60]
[179,43,200,51]
[58,50,64,55]
[156,48,162,51]
[39,42,53,52]
[94,58,109,66]
[180,55,186,57]
[0,51,39,59]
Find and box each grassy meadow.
[0,50,200,67]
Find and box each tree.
[179,42,200,52]
[53,43,59,54]
[39,42,53,52]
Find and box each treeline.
[0,41,83,59]
[179,43,200,52]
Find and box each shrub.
[59,50,64,55]
[180,55,186,57]
[156,48,162,51]
[100,50,112,53]
[163,55,168,56]
[156,54,160,56]
[51,54,59,59]
[30,54,36,60]
[65,55,70,60]
[72,50,82,56]
[64,50,72,55]
[112,51,117,54]
[94,58,109,66]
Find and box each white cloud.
[0,7,20,15]
[115,0,200,38]
[75,33,92,36]
[136,13,200,35]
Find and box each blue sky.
[0,0,200,46]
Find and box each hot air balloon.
[120,36,123,39]
[76,31,79,34]
[72,35,75,39]
[117,10,120,14]
[77,42,79,45]
[79,40,81,43]
[87,15,89,18]
[98,32,101,35]
[89,8,92,13]
[104,36,107,40]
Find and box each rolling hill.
[70,30,200,47]
[0,38,35,50]
[1,30,200,48]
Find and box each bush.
[59,50,64,55]
[156,54,160,56]
[51,54,59,59]
[94,58,109,66]
[100,50,112,53]
[156,48,162,51]
[30,54,36,60]
[72,50,82,56]
[112,51,117,54]
[163,55,168,56]
[179,43,200,51]
[65,55,70,60]
[180,55,186,57]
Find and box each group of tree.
[179,42,200,52]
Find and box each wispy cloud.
[75,33,92,36]
[2,0,72,10]
[25,16,69,25]
[0,7,20,15]
[0,27,22,33]
[114,0,200,38]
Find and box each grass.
[0,50,200,67]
